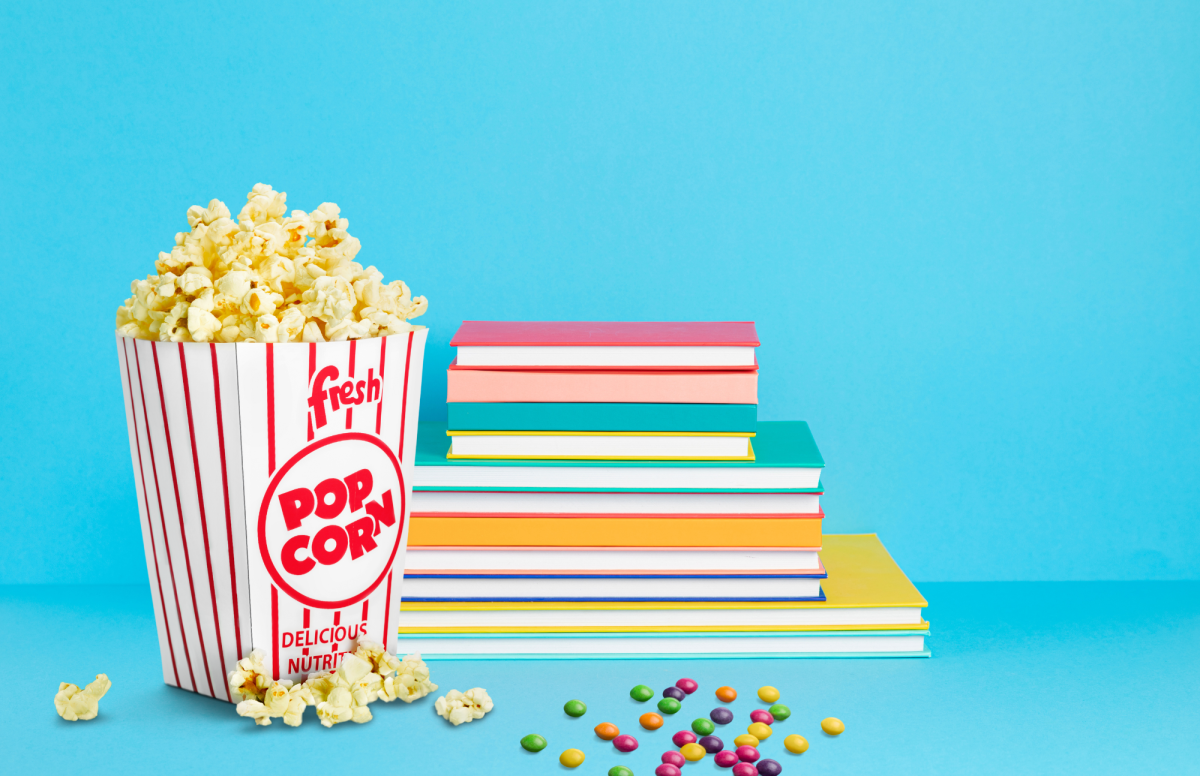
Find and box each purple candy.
[714,750,740,768]
[750,709,775,725]
[656,766,682,776]
[672,730,697,747]
[732,764,758,776]
[735,745,760,763]
[662,752,686,767]
[675,677,699,694]
[613,734,639,752]
[699,735,725,753]
[757,759,783,776]
[710,707,734,725]
[663,686,686,702]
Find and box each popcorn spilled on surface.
[116,184,428,343]
[434,687,495,726]
[54,674,111,721]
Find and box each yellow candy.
[821,717,845,735]
[784,734,809,754]
[733,734,760,747]
[680,743,706,762]
[559,749,586,768]
[757,685,780,703]
[748,722,773,740]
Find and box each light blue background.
[2,1,1197,583]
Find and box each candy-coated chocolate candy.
[821,717,845,736]
[675,678,699,695]
[560,749,585,768]
[691,718,716,736]
[747,722,773,740]
[733,734,760,748]
[520,733,547,752]
[735,745,760,763]
[658,697,682,715]
[757,759,783,776]
[680,743,706,762]
[715,686,738,703]
[656,766,682,776]
[564,699,587,717]
[699,735,724,753]
[631,684,655,702]
[595,722,620,740]
[750,710,774,725]
[732,763,758,776]
[783,734,808,754]
[715,750,740,768]
[662,751,686,767]
[662,686,686,702]
[768,704,791,722]
[609,768,635,776]
[756,686,780,703]
[710,707,734,725]
[613,734,639,752]
[672,730,697,747]
[640,712,664,730]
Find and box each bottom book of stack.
[395,534,929,658]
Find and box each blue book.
[447,402,757,432]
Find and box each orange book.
[446,367,758,404]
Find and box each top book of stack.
[449,321,760,370]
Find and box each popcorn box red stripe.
[116,330,428,701]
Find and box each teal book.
[446,402,758,432]
[413,420,824,492]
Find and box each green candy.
[691,717,716,735]
[630,684,654,702]
[520,733,547,752]
[608,768,635,776]
[564,699,588,717]
[769,703,792,721]
[657,697,681,715]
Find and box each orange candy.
[715,686,738,703]
[639,712,664,730]
[594,722,620,740]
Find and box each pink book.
[446,368,758,404]
[450,321,759,369]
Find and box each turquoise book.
[447,402,758,432]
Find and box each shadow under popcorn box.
[115,330,428,702]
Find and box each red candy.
[714,750,740,768]
[735,745,760,762]
[661,752,686,767]
[675,677,699,695]
[656,766,682,776]
[732,764,757,776]
[613,734,639,752]
[672,731,697,747]
[750,710,775,725]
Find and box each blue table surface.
[3,582,1197,774]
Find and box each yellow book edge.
[446,430,756,437]
[396,621,930,635]
[447,440,756,462]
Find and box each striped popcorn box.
[115,329,428,701]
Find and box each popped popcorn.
[54,674,111,721]
[380,652,438,703]
[235,680,314,727]
[434,687,494,726]
[228,648,272,703]
[116,184,428,343]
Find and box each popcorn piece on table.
[54,674,112,721]
[228,648,272,703]
[434,688,494,726]
[379,653,438,703]
[307,653,376,728]
[235,680,314,727]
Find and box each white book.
[395,606,925,629]
[448,432,752,460]
[413,464,820,490]
[456,345,757,368]
[411,489,820,515]
[401,575,824,601]
[405,548,822,574]
[394,631,928,657]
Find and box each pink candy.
[661,752,686,767]
[714,750,740,768]
[735,745,760,762]
[750,709,775,725]
[675,677,699,694]
[655,766,682,776]
[613,734,639,752]
[732,764,758,776]
[672,731,697,747]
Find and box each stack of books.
[395,321,929,658]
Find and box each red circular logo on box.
[258,433,406,609]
